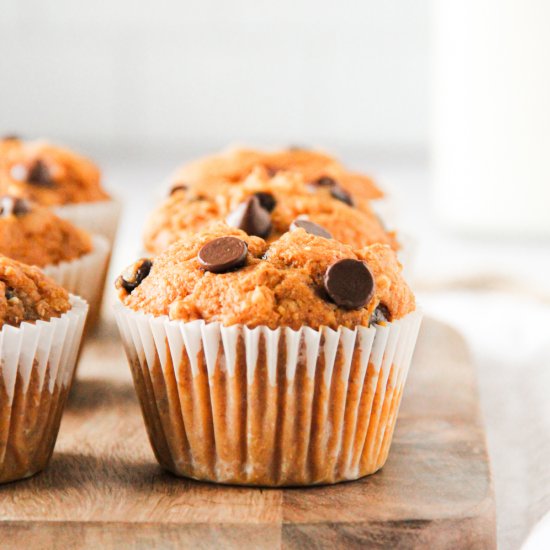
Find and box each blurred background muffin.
[0,136,120,245]
[0,256,87,483]
[144,158,397,254]
[0,195,109,328]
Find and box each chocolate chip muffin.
[0,255,71,328]
[128,222,411,329]
[115,223,421,486]
[0,196,92,267]
[170,145,383,202]
[0,195,109,328]
[0,256,88,483]
[144,167,397,255]
[0,136,108,206]
[0,136,120,245]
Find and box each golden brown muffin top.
[171,146,383,203]
[0,196,92,267]
[144,168,397,255]
[0,136,109,206]
[0,255,71,328]
[119,222,414,330]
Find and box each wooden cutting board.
[0,316,496,549]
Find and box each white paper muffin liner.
[0,295,88,483]
[54,199,121,245]
[115,305,422,486]
[42,235,110,329]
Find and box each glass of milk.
[432,0,550,237]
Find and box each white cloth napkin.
[417,287,550,550]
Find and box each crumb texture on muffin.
[120,223,414,330]
[0,137,109,205]
[0,256,71,328]
[144,167,397,255]
[0,196,92,266]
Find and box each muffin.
[144,166,397,255]
[0,256,88,483]
[115,222,421,486]
[170,146,384,204]
[0,136,120,244]
[0,196,109,327]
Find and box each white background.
[0,0,429,152]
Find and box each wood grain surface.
[0,317,496,549]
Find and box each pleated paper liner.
[54,198,121,246]
[0,295,88,483]
[42,235,110,330]
[115,306,422,486]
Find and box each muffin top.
[120,222,414,330]
[144,167,397,255]
[0,255,71,328]
[0,136,109,205]
[0,196,92,267]
[170,146,383,203]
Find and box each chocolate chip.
[226,196,272,238]
[198,236,248,273]
[254,192,276,213]
[0,196,31,217]
[314,176,337,187]
[323,259,374,310]
[5,287,17,302]
[169,184,188,196]
[2,134,20,141]
[290,218,332,239]
[309,176,354,207]
[265,166,279,177]
[330,186,354,207]
[27,160,54,187]
[288,144,308,151]
[188,193,208,202]
[370,303,391,325]
[116,258,153,293]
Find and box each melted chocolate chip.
[265,166,279,177]
[2,134,20,141]
[0,196,31,217]
[309,176,354,207]
[370,303,391,325]
[290,218,332,239]
[323,259,374,310]
[314,176,337,187]
[288,144,308,151]
[198,236,248,273]
[117,258,153,293]
[27,160,54,187]
[330,186,354,207]
[169,184,188,196]
[254,192,276,213]
[5,288,16,301]
[226,196,272,238]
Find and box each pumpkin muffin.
[0,136,108,206]
[116,223,421,486]
[0,255,71,327]
[0,257,88,483]
[144,167,397,255]
[0,195,92,266]
[170,145,383,203]
[0,195,109,327]
[0,136,120,244]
